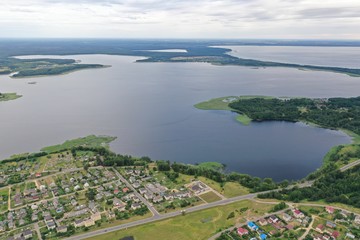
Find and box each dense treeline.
[229,97,360,135]
[13,64,104,78]
[258,166,360,208]
[157,161,279,192]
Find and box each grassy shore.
[0,93,22,102]
[41,135,117,153]
[86,200,273,240]
[194,95,275,126]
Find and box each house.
[35,173,42,178]
[258,218,268,226]
[293,209,305,218]
[46,219,56,230]
[57,226,68,233]
[22,229,33,239]
[131,203,141,210]
[91,212,102,222]
[74,219,84,228]
[164,194,173,201]
[282,213,292,222]
[84,218,95,227]
[323,235,331,240]
[139,188,147,195]
[122,187,130,193]
[331,231,339,239]
[152,195,163,203]
[260,233,267,240]
[313,235,323,240]
[133,182,141,188]
[247,221,259,231]
[325,206,335,214]
[355,215,360,224]
[286,224,294,230]
[346,233,355,239]
[237,227,249,236]
[316,224,325,232]
[268,215,279,223]
[326,221,336,229]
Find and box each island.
[0,92,22,102]
[1,58,107,78]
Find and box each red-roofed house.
[293,209,305,218]
[35,173,42,178]
[325,206,334,214]
[114,189,119,194]
[122,187,130,193]
[332,231,340,239]
[316,224,325,232]
[237,227,249,236]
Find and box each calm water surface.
[224,46,360,68]
[0,54,357,180]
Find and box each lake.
[1,52,358,180]
[223,45,360,68]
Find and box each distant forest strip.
[229,97,360,136]
[0,39,360,77]
[0,57,106,78]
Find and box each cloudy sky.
[1,0,360,39]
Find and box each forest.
[229,97,360,135]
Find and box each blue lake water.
[0,53,358,180]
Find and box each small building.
[247,221,259,231]
[258,218,267,226]
[260,233,267,240]
[131,203,141,210]
[22,229,33,239]
[346,233,355,239]
[268,215,279,223]
[355,215,360,225]
[293,209,305,218]
[332,231,340,239]
[282,213,292,222]
[74,219,84,228]
[84,218,95,227]
[316,224,325,232]
[325,206,334,214]
[237,227,249,236]
[326,221,336,229]
[57,226,68,233]
[91,212,102,222]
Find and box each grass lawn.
[235,114,252,125]
[221,182,250,198]
[0,188,9,212]
[41,135,117,153]
[197,177,249,198]
[198,191,222,203]
[86,200,273,240]
[0,93,22,102]
[194,96,237,110]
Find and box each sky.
[1,0,360,39]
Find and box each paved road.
[340,159,360,172]
[112,167,160,217]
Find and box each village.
[0,149,229,240]
[0,145,360,240]
[217,205,360,240]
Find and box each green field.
[235,114,252,125]
[0,93,22,102]
[0,188,9,212]
[86,200,273,240]
[41,135,117,153]
[198,191,222,203]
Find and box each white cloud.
[0,0,359,38]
